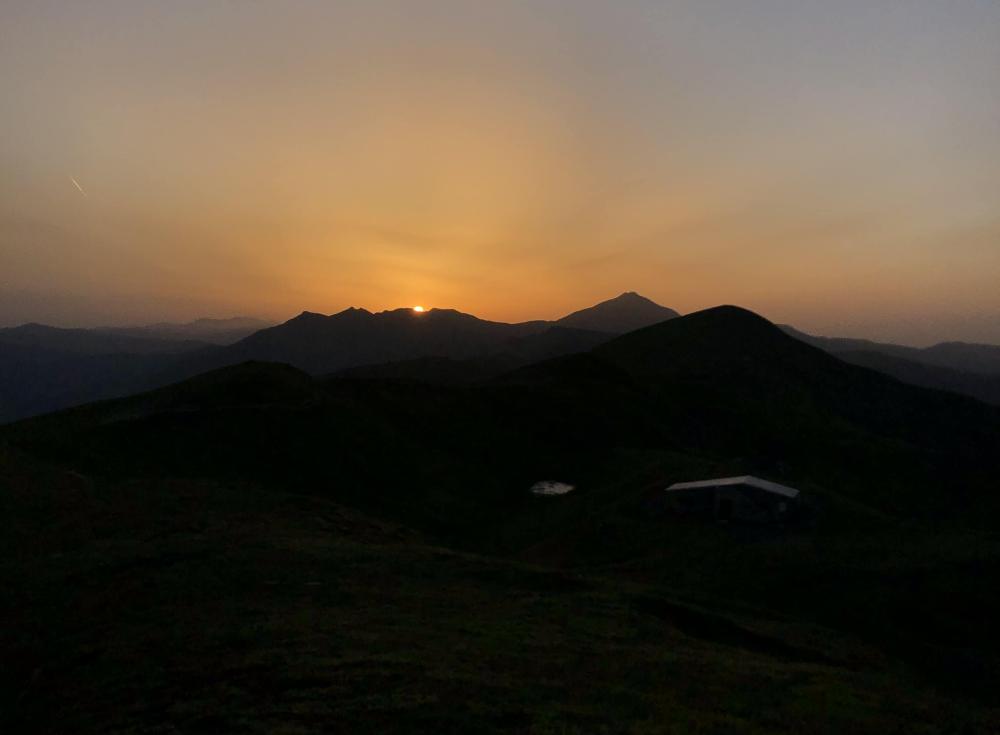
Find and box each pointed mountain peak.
[336,306,373,317]
[556,292,680,335]
[286,307,374,324]
[282,310,329,327]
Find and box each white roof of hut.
[666,475,799,499]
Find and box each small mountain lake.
[530,481,576,496]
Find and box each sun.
[412,305,426,313]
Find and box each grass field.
[3,451,998,734]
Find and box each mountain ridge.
[199,294,680,376]
[781,324,1000,405]
[556,291,680,333]
[0,293,680,422]
[6,294,999,424]
[781,325,1000,375]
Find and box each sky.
[2,1,999,345]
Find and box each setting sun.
[5,3,1000,731]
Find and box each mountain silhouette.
[782,325,1000,375]
[8,294,1000,425]
[781,325,1000,404]
[219,307,552,374]
[0,323,208,355]
[0,293,680,422]
[96,316,272,345]
[555,291,679,333]
[185,294,681,377]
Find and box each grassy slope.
[2,449,997,734]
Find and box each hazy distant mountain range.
[95,316,273,345]
[2,292,1000,423]
[780,325,1000,375]
[0,322,207,355]
[780,325,1000,406]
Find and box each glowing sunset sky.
[2,1,998,344]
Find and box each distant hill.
[782,325,1000,404]
[0,325,214,423]
[5,298,654,422]
[782,324,1000,375]
[218,307,552,374]
[555,291,679,333]
[0,323,208,355]
[0,317,273,422]
[194,294,679,377]
[8,295,1000,424]
[833,349,1000,406]
[919,341,1000,374]
[207,293,678,377]
[96,316,273,345]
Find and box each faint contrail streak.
[70,176,87,196]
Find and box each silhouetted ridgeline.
[4,294,1000,424]
[554,291,680,333]
[0,293,673,422]
[782,325,1000,403]
[95,316,272,345]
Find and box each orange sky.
[2,1,999,345]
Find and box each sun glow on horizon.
[3,3,1000,345]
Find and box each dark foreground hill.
[4,306,1000,732]
[502,306,1000,517]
